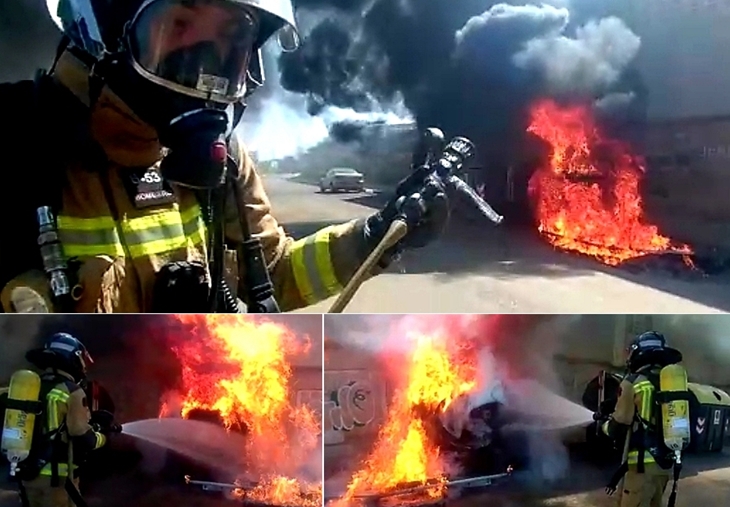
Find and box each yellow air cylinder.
[1,370,42,476]
[659,364,691,452]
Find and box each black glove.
[364,173,450,262]
[91,409,123,434]
[593,411,608,423]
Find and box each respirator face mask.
[128,0,258,103]
[125,0,261,188]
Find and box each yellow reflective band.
[627,450,656,464]
[633,380,653,389]
[290,226,342,305]
[40,462,76,477]
[46,404,58,433]
[634,382,655,421]
[94,432,106,449]
[47,388,70,402]
[58,204,207,259]
[47,389,69,431]
[601,420,610,436]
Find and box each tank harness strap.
[605,461,629,495]
[667,459,683,507]
[46,375,76,489]
[3,399,44,414]
[655,391,692,403]
[48,422,65,488]
[635,422,646,474]
[17,481,30,507]
[605,373,643,492]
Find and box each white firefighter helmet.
[45,0,300,102]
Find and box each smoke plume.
[0,0,646,163]
[268,0,645,161]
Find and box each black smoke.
[283,0,647,152]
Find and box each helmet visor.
[128,0,260,103]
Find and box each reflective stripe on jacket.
[58,203,207,259]
[0,50,376,313]
[603,374,660,466]
[627,378,657,465]
[289,226,344,305]
[40,378,106,479]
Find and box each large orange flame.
[337,330,477,505]
[527,99,692,266]
[161,314,322,507]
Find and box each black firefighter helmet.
[626,331,682,373]
[26,332,94,382]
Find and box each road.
[2,448,728,507]
[263,174,730,313]
[321,449,730,507]
[449,450,730,507]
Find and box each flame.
[527,99,692,266]
[161,314,322,507]
[337,330,476,505]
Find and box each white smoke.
[326,315,591,484]
[512,11,641,95]
[237,28,413,163]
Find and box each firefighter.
[595,331,688,507]
[0,0,449,313]
[1,332,119,507]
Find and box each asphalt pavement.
[449,449,730,507]
[263,174,730,314]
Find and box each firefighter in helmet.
[596,331,685,507]
[0,0,449,313]
[1,333,119,507]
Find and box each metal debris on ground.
[184,476,320,507]
[325,469,513,507]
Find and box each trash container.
[687,383,730,453]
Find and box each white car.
[319,168,365,193]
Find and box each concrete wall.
[549,315,730,401]
[622,117,730,251]
[322,340,393,473]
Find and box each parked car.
[319,168,365,193]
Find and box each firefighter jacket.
[602,371,662,466]
[0,49,376,313]
[1,370,106,480]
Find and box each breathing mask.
[47,0,300,188]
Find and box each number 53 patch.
[123,167,177,209]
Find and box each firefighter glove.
[91,409,122,434]
[364,174,449,260]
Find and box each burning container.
[687,383,730,453]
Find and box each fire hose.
[328,128,505,313]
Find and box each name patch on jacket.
[123,168,177,209]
